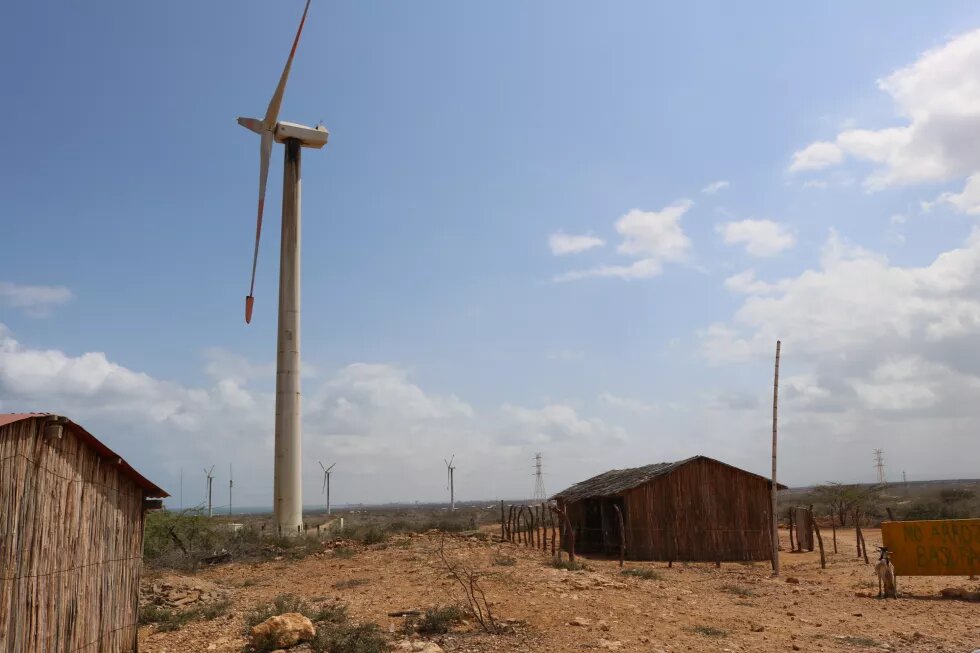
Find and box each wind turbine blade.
[318,460,326,471]
[237,117,264,134]
[263,0,312,129]
[327,463,336,472]
[245,130,274,324]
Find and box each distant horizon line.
[164,477,980,514]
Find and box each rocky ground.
[138,528,979,653]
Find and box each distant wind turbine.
[318,461,336,515]
[444,455,456,511]
[204,465,215,518]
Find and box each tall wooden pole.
[770,339,781,575]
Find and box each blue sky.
[4,2,980,508]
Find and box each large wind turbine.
[238,0,328,535]
[318,461,336,515]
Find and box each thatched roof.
[551,455,785,502]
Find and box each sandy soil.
[139,528,979,653]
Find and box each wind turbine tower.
[204,465,215,518]
[445,456,456,511]
[873,449,886,484]
[318,461,336,515]
[532,452,547,502]
[229,464,234,517]
[237,0,328,536]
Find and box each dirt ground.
[139,527,979,653]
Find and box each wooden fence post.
[550,507,557,557]
[854,509,862,558]
[541,502,547,551]
[500,500,505,540]
[830,513,837,553]
[788,509,796,552]
[809,505,825,569]
[552,506,575,562]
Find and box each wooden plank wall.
[620,458,773,562]
[0,418,144,653]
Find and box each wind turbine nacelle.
[275,121,329,148]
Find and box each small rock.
[416,644,444,653]
[249,613,315,650]
[750,624,765,632]
[785,577,800,584]
[852,612,863,617]
[568,617,591,627]
[598,620,611,632]
[597,639,622,650]
[792,646,801,651]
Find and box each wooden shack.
[553,455,785,563]
[0,413,167,653]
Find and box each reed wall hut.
[553,455,786,563]
[0,413,167,653]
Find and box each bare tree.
[436,534,498,634]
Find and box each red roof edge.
[0,413,168,498]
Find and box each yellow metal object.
[881,519,980,576]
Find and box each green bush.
[311,622,387,653]
[404,606,466,635]
[143,511,323,570]
[246,594,348,631]
[139,599,231,632]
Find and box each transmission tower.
[532,452,548,501]
[873,449,886,484]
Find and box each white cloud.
[928,172,980,215]
[553,258,662,282]
[789,29,980,201]
[0,281,72,317]
[700,229,980,481]
[598,392,653,413]
[548,232,605,255]
[0,323,639,504]
[701,180,731,195]
[554,200,693,283]
[716,219,796,257]
[789,142,843,173]
[616,201,693,259]
[500,403,627,445]
[702,226,980,378]
[723,269,791,295]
